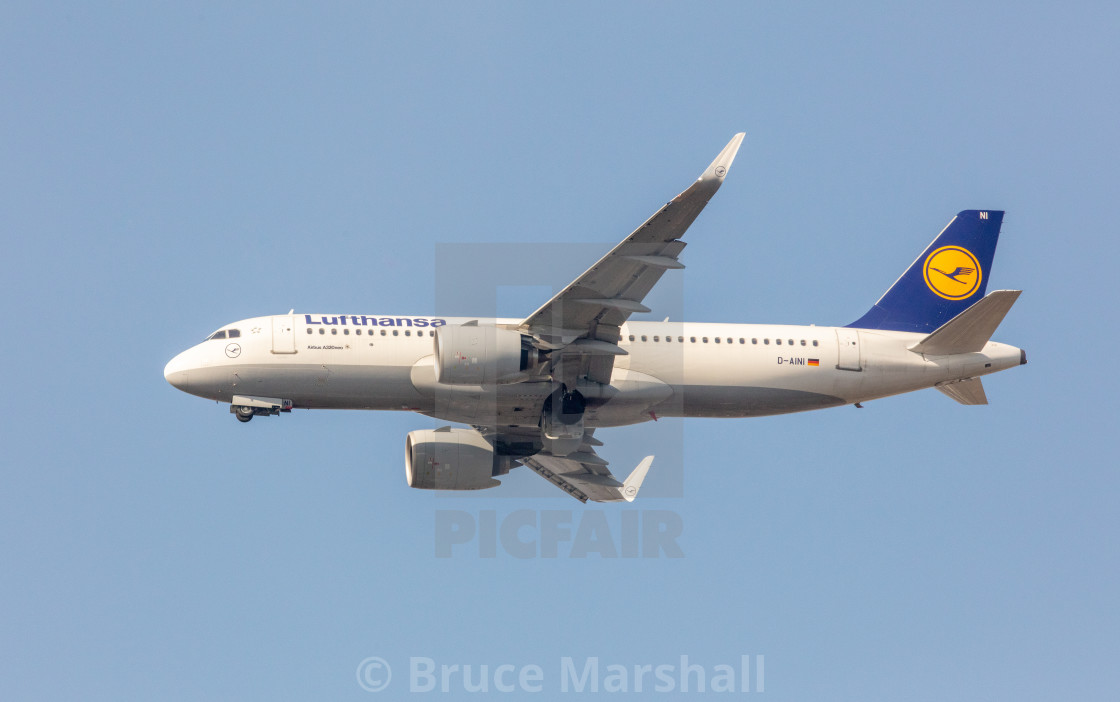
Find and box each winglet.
[698,133,745,183]
[619,456,654,502]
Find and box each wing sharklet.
[698,132,746,184]
[620,456,654,502]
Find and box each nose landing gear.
[229,395,293,423]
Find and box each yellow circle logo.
[923,246,982,300]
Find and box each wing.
[519,430,654,504]
[519,133,745,384]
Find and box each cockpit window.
[207,330,227,340]
[227,329,241,338]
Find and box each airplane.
[164,133,1026,503]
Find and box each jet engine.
[433,325,543,385]
[405,428,511,490]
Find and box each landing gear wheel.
[235,406,254,422]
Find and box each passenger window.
[356,329,362,335]
[306,329,312,335]
[726,338,732,344]
[715,337,721,343]
[678,336,684,342]
[319,328,325,335]
[702,337,709,343]
[800,339,806,346]
[813,340,819,347]
[629,335,635,342]
[764,339,770,345]
[227,329,240,338]
[653,335,660,342]
[752,338,758,344]
[739,338,745,344]
[393,330,399,336]
[641,335,647,342]
[331,329,337,335]
[381,330,387,336]
[776,339,782,345]
[690,337,696,343]
[788,339,794,346]
[405,330,411,336]
[344,329,350,335]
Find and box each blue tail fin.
[847,210,1003,334]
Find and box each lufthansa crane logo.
[225,343,241,358]
[923,246,982,300]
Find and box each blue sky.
[2,2,1117,700]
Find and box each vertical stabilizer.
[848,210,1003,334]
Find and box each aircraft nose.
[164,351,191,390]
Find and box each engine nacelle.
[434,325,540,385]
[405,428,509,491]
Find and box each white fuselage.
[164,313,1024,427]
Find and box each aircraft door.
[272,315,297,354]
[835,328,862,371]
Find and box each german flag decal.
[807,359,820,367]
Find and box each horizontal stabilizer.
[936,378,988,405]
[909,290,1021,356]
